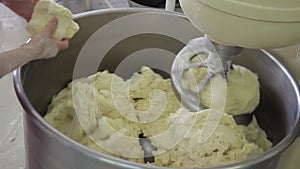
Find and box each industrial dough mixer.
[171,0,300,112]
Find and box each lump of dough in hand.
[27,0,80,40]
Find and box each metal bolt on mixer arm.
[171,35,243,112]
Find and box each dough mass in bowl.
[45,66,272,168]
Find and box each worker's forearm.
[0,46,34,78]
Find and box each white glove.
[0,18,69,78]
[23,18,69,60]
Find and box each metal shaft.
[211,41,244,78]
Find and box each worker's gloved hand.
[22,18,69,60]
[1,0,39,21]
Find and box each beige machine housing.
[179,0,300,49]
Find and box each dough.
[45,67,182,160]
[152,109,271,168]
[184,62,260,115]
[44,66,271,168]
[27,0,79,40]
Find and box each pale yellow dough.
[27,0,80,40]
[201,65,260,115]
[152,109,271,168]
[45,66,271,168]
[184,62,260,115]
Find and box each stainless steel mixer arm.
[171,35,244,112]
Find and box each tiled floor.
[0,2,300,169]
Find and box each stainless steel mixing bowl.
[13,9,300,169]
